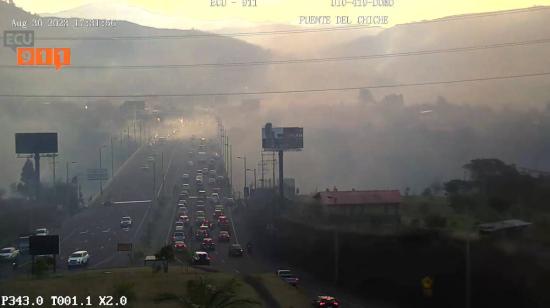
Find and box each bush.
[425,214,447,229]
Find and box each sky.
[12,0,550,28]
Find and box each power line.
[3,37,550,70]
[0,6,548,41]
[1,71,549,98]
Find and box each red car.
[218,231,230,242]
[312,296,340,307]
[173,241,187,251]
[218,215,229,226]
[201,238,216,251]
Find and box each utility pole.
[99,148,103,195]
[272,151,275,189]
[261,152,265,188]
[278,150,284,199]
[253,168,257,190]
[229,145,233,189]
[110,136,115,178]
[334,229,339,284]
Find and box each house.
[313,189,402,221]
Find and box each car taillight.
[333,302,339,306]
[319,303,325,306]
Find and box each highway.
[1,133,394,307]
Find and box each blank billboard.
[262,125,303,151]
[15,133,58,154]
[29,235,59,255]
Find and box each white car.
[120,216,132,228]
[35,228,49,236]
[0,247,19,260]
[67,250,90,267]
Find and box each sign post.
[261,123,303,200]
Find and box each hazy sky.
[14,0,550,27]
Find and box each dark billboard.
[29,235,59,255]
[262,124,303,151]
[15,132,58,154]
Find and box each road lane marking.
[113,200,152,205]
[229,207,239,244]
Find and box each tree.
[154,277,259,308]
[17,159,35,198]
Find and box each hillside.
[0,2,270,104]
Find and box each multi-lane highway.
[1,133,393,307]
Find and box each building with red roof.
[313,189,402,221]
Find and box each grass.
[1,267,262,308]
[254,273,311,308]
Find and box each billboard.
[29,235,59,255]
[15,132,58,154]
[262,124,303,151]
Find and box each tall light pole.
[229,144,233,193]
[247,168,256,190]
[236,156,247,199]
[99,145,107,195]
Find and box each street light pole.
[111,136,115,178]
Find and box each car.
[218,231,230,242]
[277,269,300,286]
[195,216,207,227]
[215,204,224,211]
[312,296,340,307]
[178,206,188,215]
[67,250,90,267]
[179,215,190,223]
[175,221,185,231]
[208,178,216,185]
[35,228,49,236]
[195,229,209,240]
[196,170,203,175]
[198,190,207,199]
[120,216,132,228]
[172,231,185,242]
[174,241,187,251]
[199,224,211,233]
[201,238,216,251]
[195,210,206,217]
[182,183,190,190]
[218,215,229,226]
[196,200,206,209]
[182,173,190,182]
[179,192,189,200]
[202,167,209,175]
[228,244,244,257]
[192,251,211,265]
[0,247,19,261]
[213,209,223,220]
[211,192,220,203]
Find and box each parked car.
[0,247,19,261]
[192,251,211,265]
[67,250,90,267]
[228,244,244,257]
